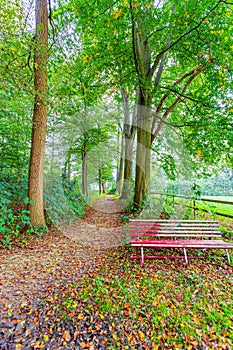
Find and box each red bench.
[129,219,233,267]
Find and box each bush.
[0,203,47,248]
[44,176,86,226]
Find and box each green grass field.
[198,196,233,217]
[150,194,233,225]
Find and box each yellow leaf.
[77,313,85,320]
[138,329,145,341]
[83,56,92,64]
[16,345,22,350]
[112,333,118,340]
[112,8,123,19]
[15,338,23,343]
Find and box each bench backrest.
[129,220,222,240]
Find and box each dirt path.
[62,195,127,249]
[0,195,126,311]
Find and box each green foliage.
[106,186,117,194]
[63,178,86,216]
[0,167,28,207]
[191,183,202,199]
[44,176,86,226]
[0,206,47,249]
[120,214,130,223]
[0,163,48,248]
[220,226,233,240]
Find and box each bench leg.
[141,247,144,267]
[184,248,188,265]
[226,249,231,265]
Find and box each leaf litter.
[0,195,233,349]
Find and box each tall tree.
[28,0,48,226]
[129,0,233,208]
[52,0,233,209]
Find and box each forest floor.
[0,195,233,349]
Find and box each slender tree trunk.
[102,182,106,194]
[82,152,88,196]
[121,138,134,199]
[121,88,136,199]
[116,132,125,194]
[67,159,71,184]
[98,168,102,195]
[28,0,48,226]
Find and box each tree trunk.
[82,152,88,196]
[102,182,106,194]
[67,159,71,185]
[121,138,134,199]
[98,168,102,195]
[116,124,125,194]
[121,88,136,199]
[133,89,152,210]
[28,0,48,227]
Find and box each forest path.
[0,195,126,313]
[62,194,127,249]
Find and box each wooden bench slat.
[130,239,230,246]
[129,226,220,230]
[129,223,220,226]
[130,233,222,238]
[129,229,221,233]
[129,220,219,223]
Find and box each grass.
[150,194,233,220]
[198,196,233,217]
[56,247,233,349]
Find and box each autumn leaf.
[62,330,71,342]
[112,333,118,341]
[74,330,79,340]
[16,345,22,350]
[138,329,145,341]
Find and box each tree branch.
[152,65,205,141]
[151,67,198,133]
[129,2,141,80]
[159,86,216,109]
[151,0,222,74]
[48,0,56,50]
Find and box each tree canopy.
[1,0,233,230]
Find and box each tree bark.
[28,0,48,226]
[81,151,88,196]
[121,88,136,199]
[101,182,106,194]
[98,168,102,195]
[116,123,124,194]
[133,89,152,209]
